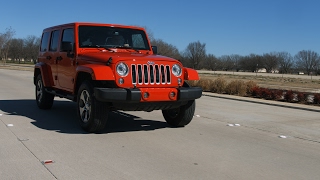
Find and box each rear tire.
[77,81,108,133]
[35,74,54,109]
[162,100,195,127]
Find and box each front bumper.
[94,87,202,103]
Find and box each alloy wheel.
[79,90,91,123]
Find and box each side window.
[132,34,146,49]
[61,28,74,51]
[40,32,50,52]
[49,30,60,51]
[61,28,74,43]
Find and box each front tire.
[77,81,108,133]
[35,74,54,109]
[162,100,196,127]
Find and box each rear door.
[38,30,56,86]
[48,28,61,87]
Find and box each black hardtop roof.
[42,22,144,31]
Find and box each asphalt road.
[0,69,320,180]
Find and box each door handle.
[46,56,52,60]
[56,56,63,61]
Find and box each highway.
[0,68,320,180]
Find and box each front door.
[57,28,76,92]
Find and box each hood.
[78,50,178,64]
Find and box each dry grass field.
[199,72,320,93]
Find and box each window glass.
[62,28,74,43]
[78,26,150,50]
[132,34,145,48]
[49,30,60,51]
[61,28,74,51]
[40,32,50,52]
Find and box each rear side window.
[40,32,50,52]
[49,30,60,51]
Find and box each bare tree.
[0,27,15,64]
[262,52,279,73]
[219,55,233,71]
[277,52,293,74]
[239,54,263,72]
[229,54,242,71]
[0,33,5,60]
[150,38,181,60]
[295,50,320,75]
[219,54,242,71]
[8,38,24,63]
[23,35,40,63]
[145,28,154,42]
[183,41,206,69]
[204,54,219,70]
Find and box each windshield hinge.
[106,57,112,66]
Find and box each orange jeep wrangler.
[34,22,202,132]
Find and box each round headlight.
[172,64,182,77]
[116,62,129,77]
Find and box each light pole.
[311,66,315,80]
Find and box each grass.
[198,73,320,93]
[192,73,320,106]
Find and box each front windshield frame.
[78,25,151,51]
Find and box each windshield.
[78,26,150,50]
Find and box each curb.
[202,92,320,112]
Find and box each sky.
[1,0,319,57]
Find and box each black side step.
[45,88,75,101]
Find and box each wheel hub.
[79,90,91,123]
[36,80,43,102]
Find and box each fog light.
[169,92,176,100]
[143,92,149,99]
[118,78,124,84]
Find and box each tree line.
[0,27,40,64]
[1,27,319,75]
[151,38,320,75]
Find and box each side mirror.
[151,46,157,54]
[61,41,73,52]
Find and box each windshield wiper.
[102,47,114,52]
[114,46,140,53]
[81,45,114,52]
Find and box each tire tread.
[162,100,195,127]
